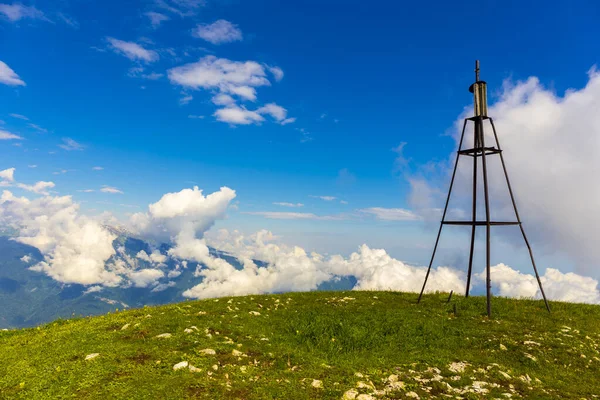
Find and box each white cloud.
[92,166,103,171]
[20,254,31,263]
[211,93,235,106]
[0,168,15,182]
[359,207,420,221]
[0,191,122,286]
[83,285,103,295]
[0,3,47,22]
[244,211,345,221]
[477,264,600,304]
[129,186,236,269]
[213,105,264,125]
[193,20,242,45]
[414,67,600,275]
[0,130,23,140]
[168,55,270,99]
[78,189,95,193]
[127,67,163,80]
[59,137,84,151]
[273,202,304,207]
[17,181,55,195]
[183,229,465,299]
[28,123,47,133]
[179,94,193,105]
[136,249,167,265]
[9,113,28,120]
[310,195,336,201]
[266,65,284,82]
[28,165,37,168]
[0,61,25,86]
[256,103,295,125]
[145,11,169,28]
[101,186,123,194]
[106,37,159,63]
[188,115,204,119]
[155,0,205,17]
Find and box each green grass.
[1,291,600,399]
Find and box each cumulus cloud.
[145,11,169,28]
[412,67,600,276]
[183,229,464,299]
[129,186,236,270]
[106,37,159,63]
[0,168,15,182]
[0,61,25,86]
[0,3,47,22]
[359,207,420,221]
[168,56,269,100]
[214,105,264,125]
[0,191,121,286]
[0,130,23,140]
[477,264,600,304]
[168,55,291,125]
[59,137,84,151]
[193,20,242,45]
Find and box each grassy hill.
[1,291,599,399]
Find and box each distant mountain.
[0,231,354,329]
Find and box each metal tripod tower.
[417,61,551,317]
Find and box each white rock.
[523,341,541,346]
[311,379,323,388]
[189,365,202,372]
[120,324,130,330]
[85,353,99,361]
[184,328,194,334]
[357,395,375,400]
[343,389,358,399]
[232,349,246,357]
[155,333,172,339]
[500,344,507,351]
[173,361,188,370]
[249,311,261,316]
[200,348,216,355]
[405,392,419,399]
[448,361,468,373]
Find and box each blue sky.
[1,0,600,273]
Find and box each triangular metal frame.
[416,114,551,317]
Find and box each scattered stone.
[357,395,375,400]
[199,348,216,355]
[120,323,130,330]
[85,353,99,361]
[499,371,512,379]
[249,311,261,316]
[212,364,219,371]
[189,365,202,373]
[405,392,420,399]
[311,379,323,389]
[155,333,172,339]
[232,349,246,357]
[448,361,468,373]
[500,344,508,351]
[523,341,541,346]
[173,361,189,371]
[354,372,364,378]
[343,389,359,400]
